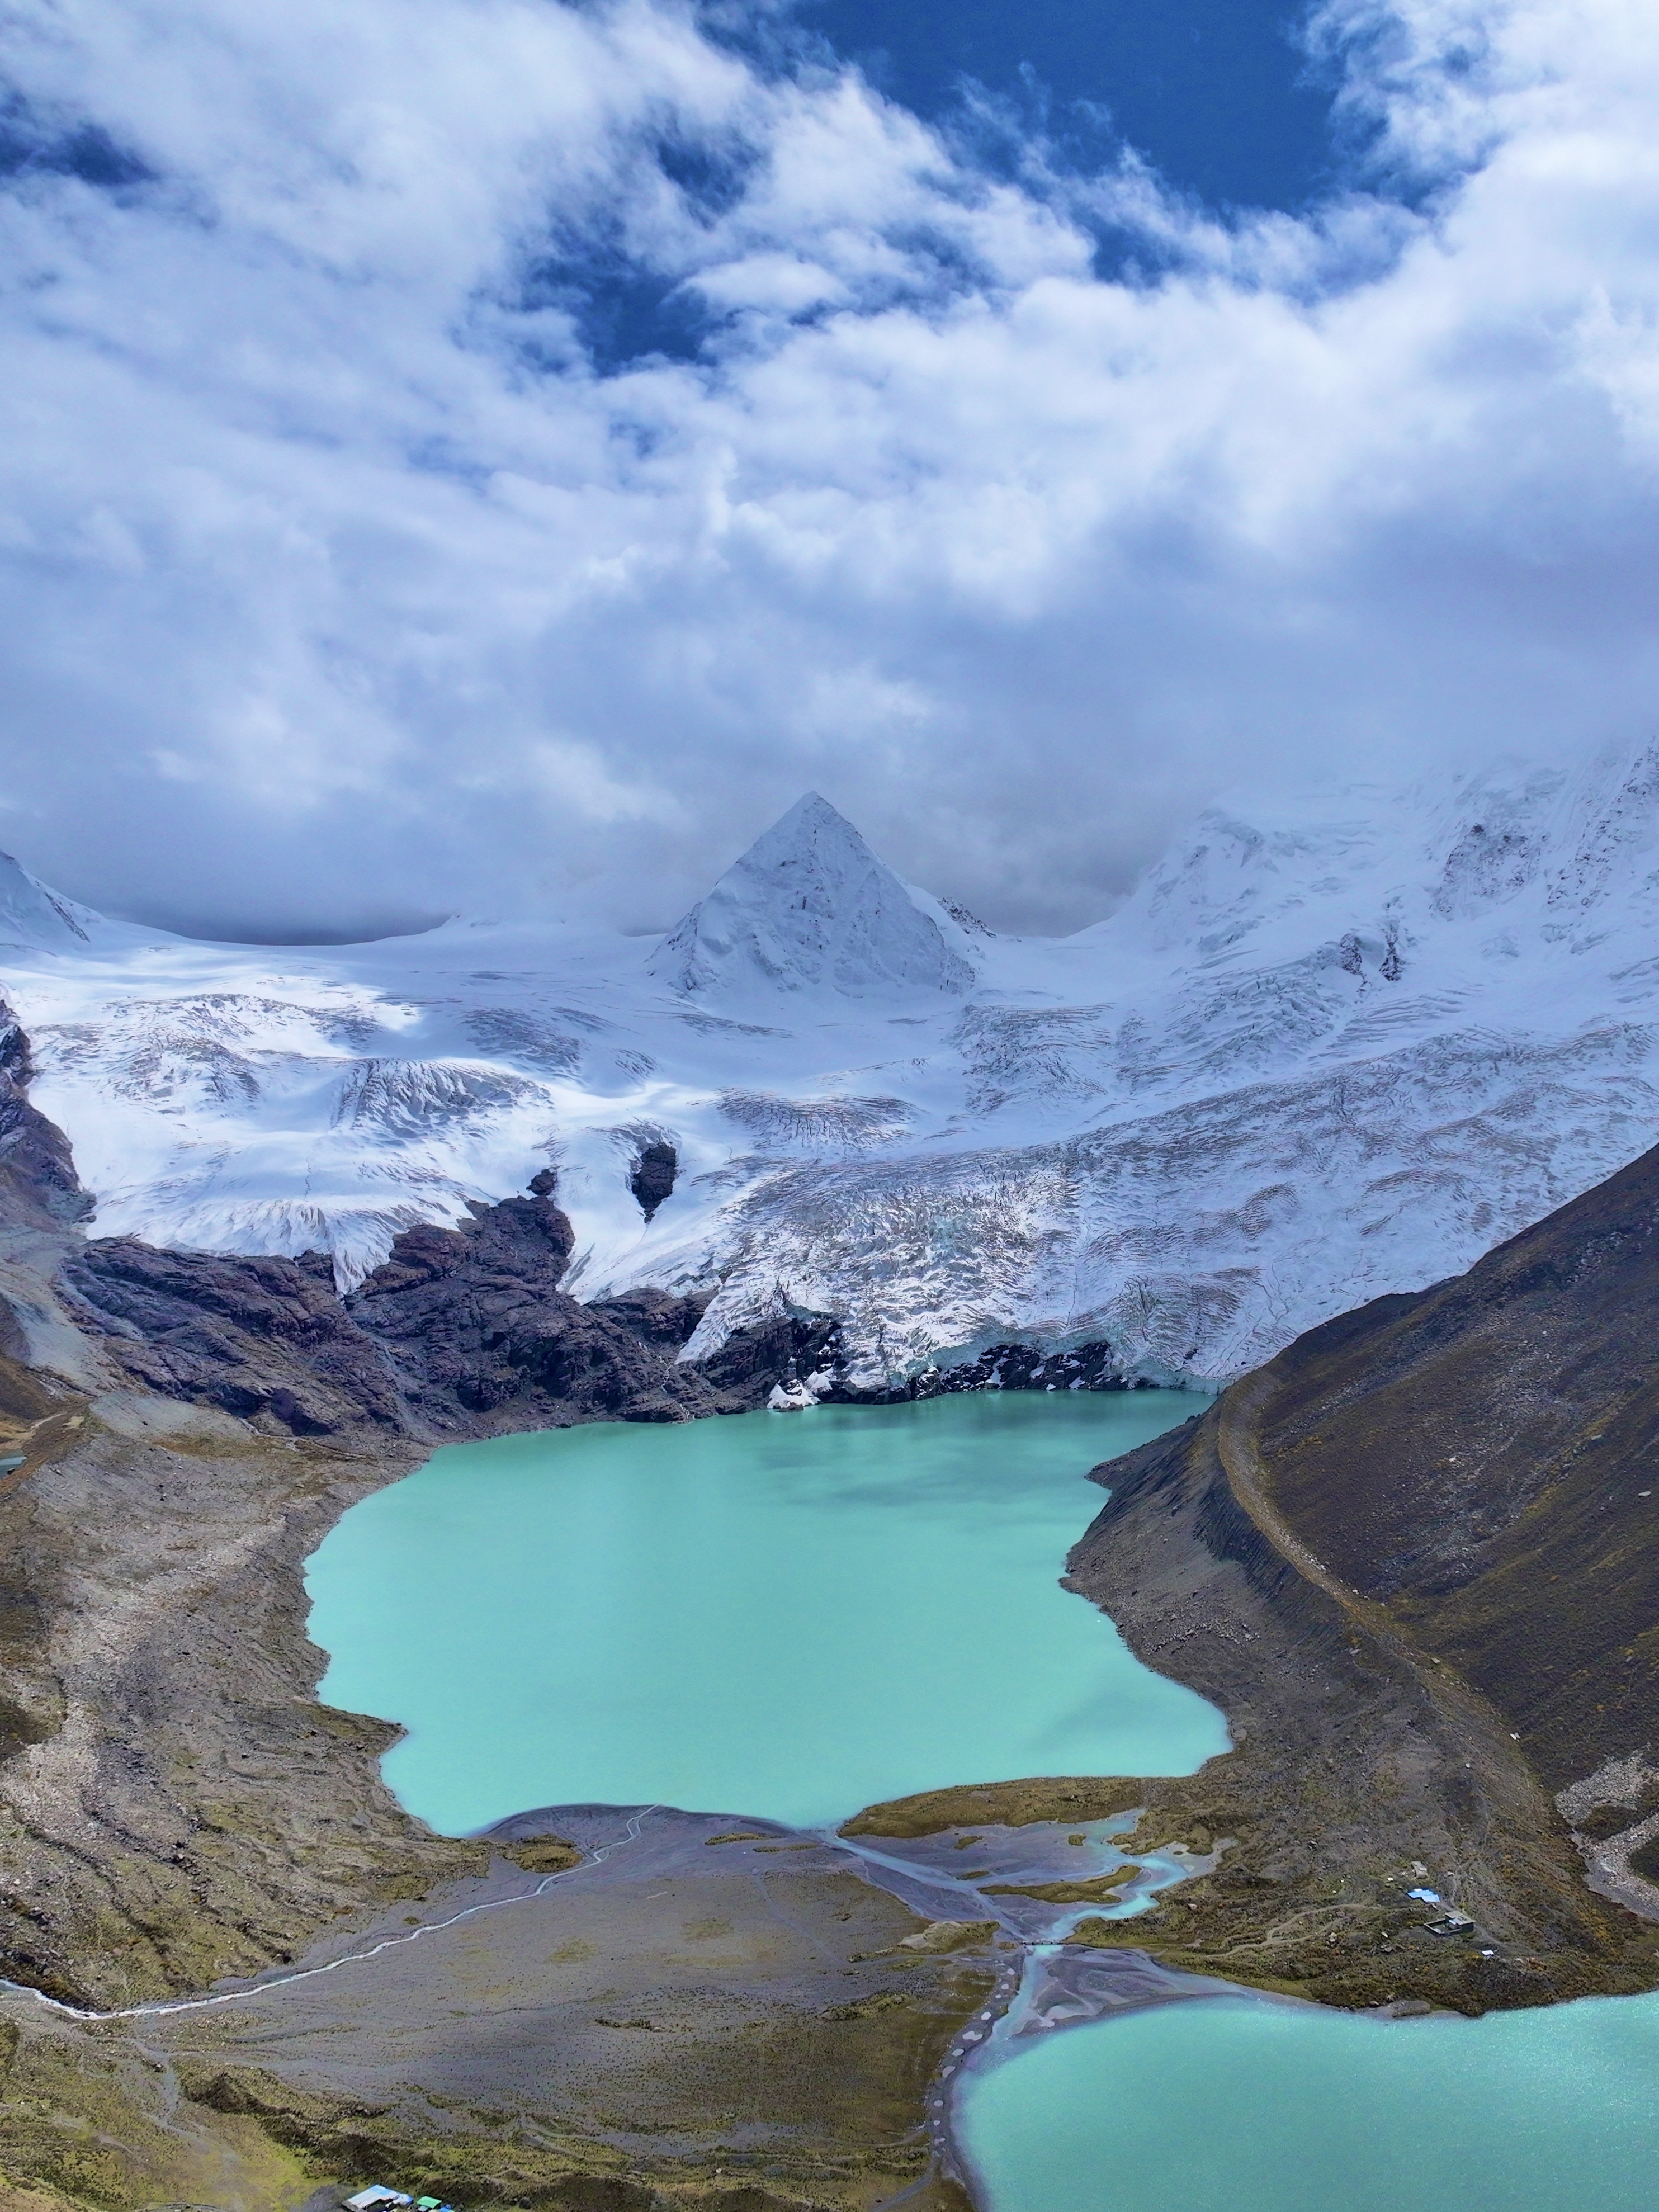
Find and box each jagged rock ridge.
[63,1184,843,1444]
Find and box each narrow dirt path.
[1214,1367,1575,1915]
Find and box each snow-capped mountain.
[7,753,1659,1388]
[648,791,976,1001]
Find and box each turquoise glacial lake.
[306,1389,1225,1835]
[309,1388,1659,2212]
[958,1987,1659,2212]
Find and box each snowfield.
[6,766,1659,1389]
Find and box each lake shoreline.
[2,1362,1652,2212]
[0,1380,1206,2212]
[1044,1376,1659,2015]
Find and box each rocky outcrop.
[342,1182,843,1431]
[60,1198,1146,1433]
[60,1238,407,1438]
[857,1338,1129,1400]
[628,1140,677,1220]
[343,1188,710,1429]
[0,1010,89,1232]
[60,1178,844,1443]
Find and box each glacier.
[6,751,1659,1390]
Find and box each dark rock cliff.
[343,1185,839,1430]
[60,1176,839,1442]
[0,1012,90,1231]
[61,1239,408,1436]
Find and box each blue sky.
[792,0,1340,210]
[1,0,1658,939]
[578,0,1347,370]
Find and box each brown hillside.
[1255,1138,1659,1793]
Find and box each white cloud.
[0,0,1658,935]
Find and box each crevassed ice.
[7,750,1659,1377]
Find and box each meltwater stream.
[307,1392,1659,2212]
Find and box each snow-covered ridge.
[7,758,1659,1387]
[0,852,107,952]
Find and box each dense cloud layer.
[1,0,1657,937]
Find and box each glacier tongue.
[10,750,1659,1383]
[648,792,975,1001]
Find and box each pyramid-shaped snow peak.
[649,794,975,1001]
[0,852,100,951]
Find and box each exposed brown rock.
[1246,1140,1659,1791]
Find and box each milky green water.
[957,1987,1659,2212]
[306,1389,1659,2212]
[305,1391,1226,1835]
